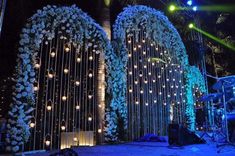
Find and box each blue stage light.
[187,0,193,6]
[193,6,197,11]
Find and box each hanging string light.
[64,44,70,52]
[47,100,52,111]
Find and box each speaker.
[168,124,206,146]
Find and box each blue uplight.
[187,0,193,6]
[192,6,197,11]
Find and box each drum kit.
[199,75,235,152]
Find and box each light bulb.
[30,122,35,128]
[142,39,145,43]
[150,43,153,46]
[65,46,70,52]
[152,63,155,66]
[145,103,148,106]
[73,137,78,142]
[167,94,171,98]
[134,80,138,84]
[64,68,69,74]
[164,102,167,106]
[47,105,52,111]
[88,94,92,99]
[174,93,177,96]
[34,86,39,91]
[129,88,133,93]
[61,125,66,131]
[50,51,56,57]
[148,72,151,76]
[77,57,81,63]
[128,54,132,57]
[154,100,157,103]
[140,89,144,94]
[144,65,147,68]
[134,65,137,69]
[138,45,141,48]
[155,47,159,51]
[62,96,67,101]
[48,73,54,79]
[158,75,161,79]
[75,81,80,86]
[128,40,131,44]
[45,140,50,146]
[162,85,165,88]
[133,47,137,51]
[88,117,92,121]
[76,105,80,110]
[153,79,156,83]
[166,78,169,81]
[143,51,146,55]
[135,101,139,104]
[89,56,93,61]
[88,73,93,78]
[129,71,132,75]
[98,129,102,133]
[149,89,152,94]
[159,92,162,95]
[35,63,40,69]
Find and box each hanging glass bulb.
[133,47,137,51]
[143,50,146,55]
[164,102,167,106]
[150,43,154,46]
[148,72,151,76]
[76,105,80,110]
[139,71,143,77]
[75,81,80,86]
[88,116,92,121]
[89,56,93,61]
[169,70,172,73]
[129,87,133,93]
[162,85,165,88]
[64,68,69,74]
[144,77,148,84]
[168,94,171,98]
[33,82,39,91]
[128,39,131,44]
[142,39,146,43]
[180,70,183,73]
[45,140,50,146]
[77,57,81,63]
[50,49,56,58]
[48,69,54,79]
[160,52,163,55]
[147,58,150,62]
[166,78,169,81]
[62,96,67,101]
[140,88,144,94]
[138,44,141,48]
[129,71,132,75]
[88,91,93,99]
[61,125,66,131]
[88,71,93,78]
[134,65,137,69]
[143,65,147,68]
[152,79,156,83]
[155,47,159,51]
[171,85,174,88]
[134,79,138,84]
[30,121,35,128]
[152,63,155,66]
[154,100,157,103]
[149,89,152,94]
[174,93,177,96]
[35,63,40,69]
[98,129,102,133]
[158,75,161,79]
[73,137,78,142]
[128,53,132,57]
[47,100,52,111]
[145,102,148,106]
[176,85,179,88]
[64,44,70,52]
[135,100,139,104]
[159,92,162,95]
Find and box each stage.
[18,135,235,156]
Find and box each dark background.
[0,0,235,118]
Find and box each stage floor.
[24,136,235,156]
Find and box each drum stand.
[216,83,235,153]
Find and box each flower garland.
[6,5,114,152]
[106,5,190,141]
[184,66,206,131]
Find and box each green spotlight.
[188,23,194,29]
[191,25,235,51]
[169,5,176,12]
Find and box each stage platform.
[15,135,235,156]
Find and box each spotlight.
[169,5,176,12]
[188,23,194,29]
[193,6,197,11]
[187,0,193,6]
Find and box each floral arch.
[105,5,205,141]
[6,5,115,152]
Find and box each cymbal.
[212,75,235,90]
